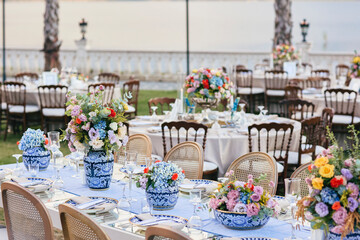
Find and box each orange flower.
[44,139,49,145]
[144,167,149,173]
[182,169,185,174]
[308,164,313,172]
[76,118,81,124]
[155,160,161,164]
[171,173,178,181]
[107,108,116,118]
[16,141,20,145]
[332,201,341,211]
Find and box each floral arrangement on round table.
[136,161,185,210]
[296,126,360,239]
[62,85,130,190]
[272,44,298,67]
[18,128,51,171]
[350,51,360,79]
[209,171,280,230]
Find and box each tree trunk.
[43,0,61,71]
[273,0,292,48]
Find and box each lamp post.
[300,19,309,43]
[79,18,88,40]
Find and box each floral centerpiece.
[350,51,360,79]
[136,161,185,210]
[209,171,280,229]
[18,128,51,171]
[273,44,299,68]
[296,126,360,239]
[62,86,129,190]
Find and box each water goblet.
[52,156,65,190]
[261,109,268,121]
[150,106,158,122]
[125,151,138,201]
[28,160,40,177]
[258,106,265,121]
[284,178,302,240]
[48,131,60,170]
[187,188,203,233]
[12,154,23,177]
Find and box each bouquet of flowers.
[62,85,129,153]
[273,44,299,66]
[296,126,360,238]
[209,171,280,219]
[136,161,185,191]
[18,128,48,151]
[184,68,233,100]
[350,51,360,78]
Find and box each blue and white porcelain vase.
[22,147,51,171]
[214,209,270,230]
[84,150,114,190]
[328,228,360,240]
[146,185,179,211]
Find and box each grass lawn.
[0,90,177,165]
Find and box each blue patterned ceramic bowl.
[329,228,360,240]
[146,185,179,211]
[84,150,114,190]
[214,209,270,230]
[22,147,51,171]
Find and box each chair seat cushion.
[42,108,65,117]
[1,102,6,110]
[315,145,326,156]
[9,105,40,113]
[126,105,136,113]
[237,87,264,95]
[203,161,218,172]
[266,90,285,96]
[287,151,312,165]
[332,115,360,124]
[291,111,314,120]
[276,162,284,173]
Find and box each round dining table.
[129,114,301,176]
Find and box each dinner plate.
[179,179,218,193]
[120,165,146,175]
[11,177,53,192]
[65,196,118,214]
[129,214,188,230]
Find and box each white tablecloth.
[129,116,301,176]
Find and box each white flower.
[89,138,104,150]
[89,111,96,119]
[73,141,85,151]
[118,126,127,138]
[110,122,118,131]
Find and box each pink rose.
[246,203,260,217]
[227,190,240,201]
[332,207,348,225]
[251,194,261,202]
[226,199,237,212]
[304,211,314,221]
[269,181,275,188]
[303,200,310,207]
[253,186,264,195]
[209,198,221,210]
[331,225,345,234]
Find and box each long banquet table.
[0,163,311,240]
[129,115,301,176]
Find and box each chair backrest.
[299,117,321,160]
[148,97,176,115]
[4,81,26,107]
[59,203,110,240]
[248,122,294,178]
[319,107,335,148]
[335,64,349,79]
[145,225,191,240]
[226,152,278,195]
[235,69,253,89]
[98,72,120,84]
[15,72,39,83]
[161,121,208,157]
[123,80,140,113]
[264,70,288,90]
[284,85,303,100]
[38,85,68,109]
[127,134,152,164]
[234,65,247,72]
[305,77,331,89]
[290,162,311,198]
[88,83,115,105]
[287,78,305,89]
[324,88,358,117]
[1,182,54,240]
[164,141,203,179]
[311,69,330,78]
[279,99,315,120]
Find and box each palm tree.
[43,0,61,71]
[273,0,292,48]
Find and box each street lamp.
[79,18,88,40]
[300,19,309,42]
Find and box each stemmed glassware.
[187,188,203,233]
[12,154,23,177]
[69,151,84,178]
[125,151,138,201]
[48,131,64,188]
[150,106,158,122]
[261,109,268,121]
[258,106,265,121]
[284,178,302,240]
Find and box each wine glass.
[261,109,268,121]
[52,151,64,189]
[284,178,302,240]
[258,106,265,121]
[12,154,23,177]
[187,188,203,233]
[27,160,39,177]
[150,106,158,122]
[69,151,84,178]
[125,151,138,201]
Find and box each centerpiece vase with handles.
[296,126,360,239]
[18,128,51,171]
[209,171,280,230]
[184,68,233,123]
[136,161,185,210]
[62,85,130,190]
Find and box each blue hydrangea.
[18,128,46,151]
[239,192,250,203]
[213,76,224,87]
[320,187,340,205]
[149,161,185,190]
[94,120,106,130]
[98,129,106,139]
